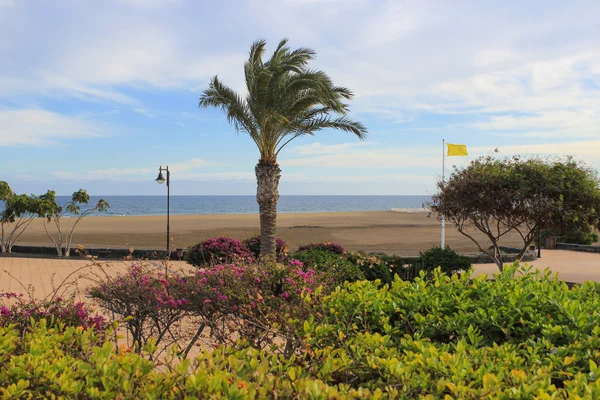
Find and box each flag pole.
[441,139,445,248]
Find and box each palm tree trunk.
[255,162,281,260]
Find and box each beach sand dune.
[17,211,526,256]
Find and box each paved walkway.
[1,250,599,300]
[471,249,600,283]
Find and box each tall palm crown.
[199,39,367,259]
[199,39,367,164]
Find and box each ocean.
[53,195,432,216]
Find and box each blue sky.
[1,0,599,195]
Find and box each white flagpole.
[441,139,445,248]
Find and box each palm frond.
[199,39,367,163]
[199,76,256,137]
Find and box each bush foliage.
[558,230,599,245]
[414,246,471,277]
[297,242,345,254]
[5,266,600,398]
[185,237,254,267]
[345,252,392,284]
[243,235,288,262]
[293,249,365,286]
[88,260,324,354]
[0,292,106,334]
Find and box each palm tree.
[199,39,367,259]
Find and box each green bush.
[377,253,405,278]
[0,320,371,399]
[299,266,600,397]
[293,249,364,286]
[5,267,600,398]
[413,246,471,276]
[541,227,600,246]
[345,252,392,284]
[558,230,599,245]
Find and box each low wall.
[402,250,537,265]
[5,245,537,264]
[555,243,600,253]
[7,245,177,260]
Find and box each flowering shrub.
[0,292,106,333]
[88,263,194,354]
[185,236,254,267]
[297,242,345,254]
[88,259,325,354]
[243,235,288,261]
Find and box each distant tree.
[0,182,53,253]
[199,39,367,260]
[430,156,600,271]
[42,189,109,257]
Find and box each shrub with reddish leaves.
[0,292,106,334]
[297,242,345,255]
[185,236,254,267]
[243,236,288,261]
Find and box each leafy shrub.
[413,246,471,276]
[293,249,364,286]
[0,292,106,334]
[6,267,600,398]
[297,242,345,254]
[298,266,600,396]
[243,235,288,261]
[558,230,599,245]
[345,252,392,284]
[185,236,253,267]
[0,321,387,399]
[378,253,404,272]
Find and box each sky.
[1,0,599,196]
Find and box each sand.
[16,211,528,256]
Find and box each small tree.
[0,182,53,253]
[42,189,109,257]
[430,156,600,270]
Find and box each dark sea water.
[54,195,431,216]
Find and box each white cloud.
[117,0,178,7]
[168,158,215,172]
[283,139,600,171]
[0,109,108,146]
[287,142,374,156]
[86,167,153,178]
[51,159,223,181]
[473,140,600,159]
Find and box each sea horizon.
[53,195,432,217]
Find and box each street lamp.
[155,166,170,251]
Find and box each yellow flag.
[446,143,468,156]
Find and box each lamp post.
[155,166,170,251]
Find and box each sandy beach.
[16,211,527,256]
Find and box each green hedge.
[3,266,600,398]
[300,265,600,397]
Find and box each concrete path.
[1,249,599,300]
[471,249,600,283]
